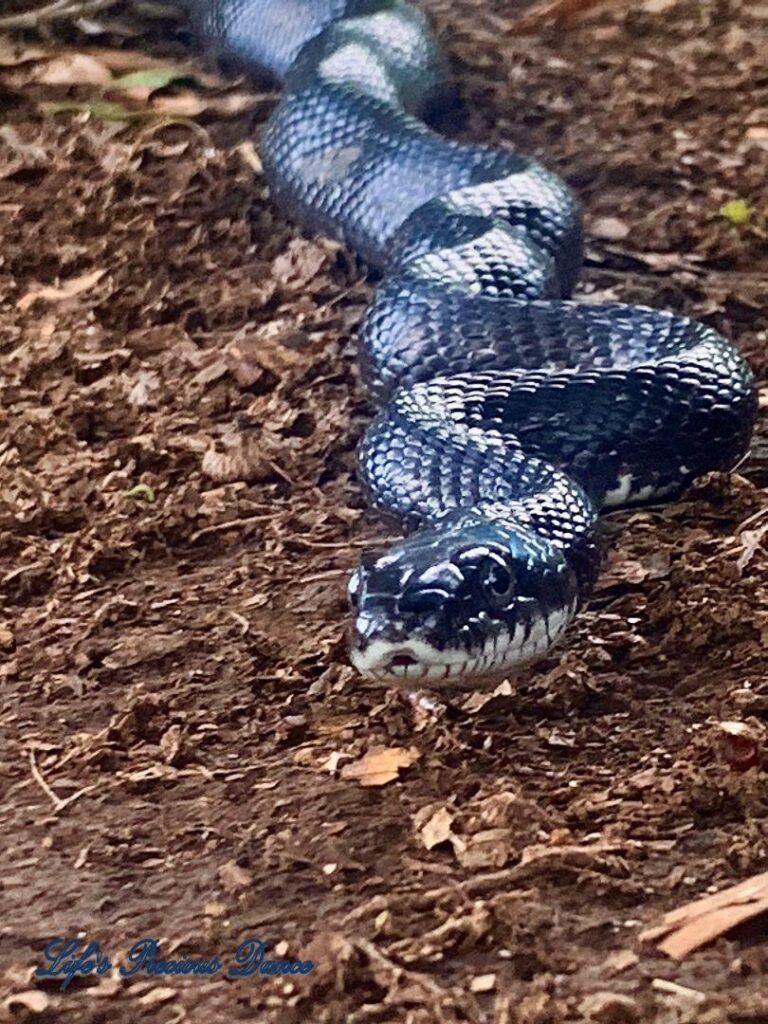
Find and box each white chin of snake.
[350,605,574,688]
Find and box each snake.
[187,0,757,687]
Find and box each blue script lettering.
[228,938,314,978]
[119,939,222,978]
[34,938,111,991]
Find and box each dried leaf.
[515,0,612,31]
[37,53,112,86]
[602,949,640,974]
[150,90,259,118]
[591,216,631,241]
[0,41,48,67]
[469,974,496,993]
[218,859,252,892]
[737,521,768,572]
[5,991,50,1014]
[419,805,455,850]
[455,828,512,869]
[159,724,182,765]
[139,987,177,1007]
[341,746,421,786]
[272,239,328,291]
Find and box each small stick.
[28,750,97,814]
[651,979,706,1003]
[28,750,66,812]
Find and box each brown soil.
[1,0,767,1021]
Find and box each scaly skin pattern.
[187,0,757,687]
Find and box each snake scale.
[187,0,757,687]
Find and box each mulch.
[1,0,766,1021]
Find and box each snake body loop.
[189,0,756,686]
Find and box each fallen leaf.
[737,521,768,572]
[272,239,328,290]
[124,483,156,503]
[150,90,258,118]
[470,973,496,993]
[42,99,150,122]
[640,870,768,958]
[37,53,112,86]
[0,124,47,163]
[218,859,252,892]
[642,0,678,12]
[0,41,48,67]
[515,0,612,30]
[109,67,195,94]
[83,47,188,74]
[139,987,177,1006]
[159,724,182,765]
[579,992,640,1022]
[455,828,512,869]
[16,269,105,311]
[591,215,631,241]
[720,198,751,225]
[341,746,421,786]
[5,991,50,1014]
[602,949,640,974]
[419,805,455,850]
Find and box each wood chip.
[640,870,768,958]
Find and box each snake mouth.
[385,652,420,671]
[350,633,473,685]
[349,598,578,689]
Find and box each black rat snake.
[188,0,756,686]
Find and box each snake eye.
[481,561,514,604]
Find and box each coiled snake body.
[190,0,756,686]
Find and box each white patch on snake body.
[604,474,684,507]
[604,473,634,506]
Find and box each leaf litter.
[0,0,766,1022]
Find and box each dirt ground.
[1,0,767,1020]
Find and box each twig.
[28,750,96,814]
[28,750,66,811]
[189,514,275,542]
[651,979,706,1003]
[352,937,447,1001]
[0,0,119,30]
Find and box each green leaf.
[124,483,156,503]
[109,68,198,92]
[719,199,752,225]
[42,99,145,122]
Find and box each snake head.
[348,512,579,687]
